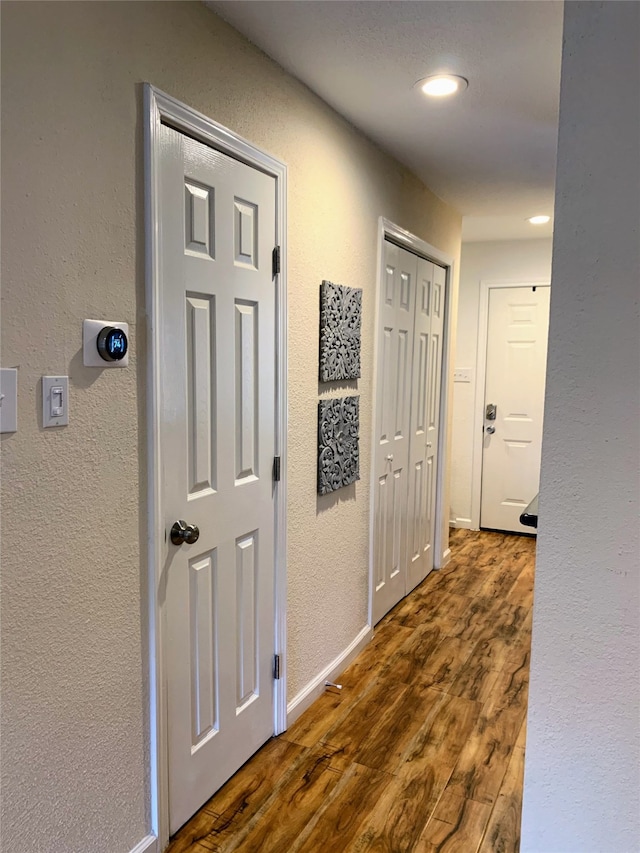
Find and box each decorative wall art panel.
[317,396,360,495]
[319,281,362,381]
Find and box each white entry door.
[480,285,551,532]
[159,124,277,833]
[373,241,446,624]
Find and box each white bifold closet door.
[373,240,446,625]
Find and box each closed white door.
[159,124,277,833]
[373,242,417,623]
[481,285,550,532]
[406,259,445,591]
[373,241,446,624]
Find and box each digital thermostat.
[83,319,130,368]
[97,326,128,361]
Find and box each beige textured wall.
[0,3,461,850]
[522,2,640,849]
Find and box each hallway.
[168,529,534,852]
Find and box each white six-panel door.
[159,124,277,833]
[373,241,446,624]
[480,285,550,532]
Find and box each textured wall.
[0,3,461,851]
[521,3,640,850]
[450,239,552,527]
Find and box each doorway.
[145,85,288,846]
[474,281,550,533]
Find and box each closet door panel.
[372,242,416,623]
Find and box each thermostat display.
[97,326,128,362]
[83,319,130,368]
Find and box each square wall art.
[317,396,360,495]
[319,281,362,382]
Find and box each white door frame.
[470,279,550,530]
[368,217,455,625]
[144,84,288,850]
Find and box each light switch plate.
[453,368,472,383]
[0,368,18,433]
[83,319,129,367]
[43,376,69,428]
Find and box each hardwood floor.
[168,528,535,853]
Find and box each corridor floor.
[168,528,535,853]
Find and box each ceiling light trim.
[415,74,469,97]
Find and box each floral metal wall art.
[317,396,360,495]
[319,281,362,382]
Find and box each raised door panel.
[189,550,218,747]
[186,293,216,498]
[234,300,259,484]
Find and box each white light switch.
[0,368,18,433]
[43,376,69,427]
[51,386,64,417]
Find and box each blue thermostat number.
[97,326,129,362]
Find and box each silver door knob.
[386,454,394,462]
[485,425,496,435]
[170,519,200,546]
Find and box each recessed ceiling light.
[416,75,469,97]
[527,215,551,225]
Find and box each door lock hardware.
[170,520,200,546]
[485,403,497,420]
[485,425,496,435]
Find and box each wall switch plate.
[43,376,69,427]
[83,319,129,368]
[0,368,18,433]
[453,368,472,383]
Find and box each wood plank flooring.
[168,528,535,853]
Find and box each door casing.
[369,218,455,625]
[470,279,550,530]
[144,84,288,850]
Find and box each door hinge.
[274,654,281,680]
[273,455,281,482]
[272,246,281,277]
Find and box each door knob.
[170,519,200,546]
[386,454,394,462]
[485,425,496,435]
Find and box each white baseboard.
[451,517,473,529]
[129,835,157,853]
[437,547,452,570]
[286,625,372,727]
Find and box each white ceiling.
[208,0,563,241]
